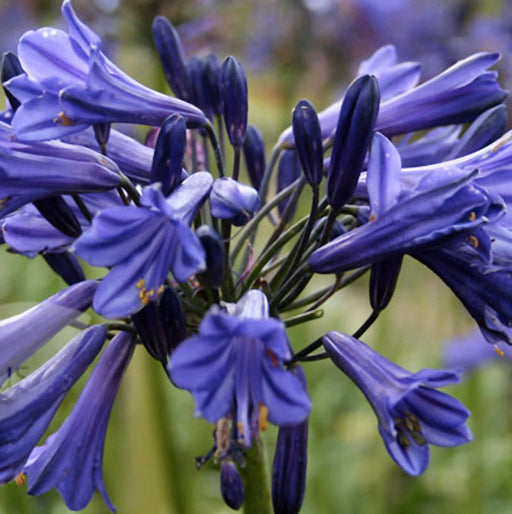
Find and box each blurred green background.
[1,0,512,513]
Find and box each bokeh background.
[1,0,512,513]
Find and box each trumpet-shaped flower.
[0,326,106,483]
[75,176,212,318]
[323,331,472,475]
[0,280,97,385]
[0,122,120,217]
[24,331,136,512]
[169,290,311,447]
[4,0,206,141]
[277,48,504,146]
[310,165,504,274]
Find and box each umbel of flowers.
[0,1,511,512]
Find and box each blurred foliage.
[1,0,512,513]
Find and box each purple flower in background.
[75,177,211,318]
[169,290,311,447]
[0,326,106,483]
[24,331,136,512]
[4,0,206,141]
[323,331,472,475]
[443,329,512,373]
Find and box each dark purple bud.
[152,16,192,101]
[196,225,224,289]
[33,197,82,238]
[202,53,223,117]
[220,56,248,147]
[447,104,507,159]
[1,52,24,111]
[369,257,403,312]
[243,125,266,191]
[327,75,380,210]
[93,123,111,148]
[132,286,186,362]
[220,460,244,510]
[150,114,186,196]
[292,99,323,186]
[277,150,301,218]
[272,366,308,514]
[188,56,210,118]
[43,252,86,286]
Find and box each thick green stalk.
[240,436,272,514]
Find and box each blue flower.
[169,290,311,447]
[63,127,154,185]
[310,151,505,274]
[210,177,260,226]
[2,192,122,257]
[271,366,309,514]
[323,331,472,476]
[4,0,206,141]
[413,228,512,344]
[277,49,504,147]
[0,326,106,483]
[0,280,97,386]
[443,329,512,373]
[0,122,121,217]
[23,331,136,513]
[75,175,212,318]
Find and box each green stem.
[231,177,302,263]
[240,436,272,514]
[205,120,225,177]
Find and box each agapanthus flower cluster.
[1,1,511,512]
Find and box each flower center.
[394,411,426,448]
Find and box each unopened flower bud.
[152,16,191,101]
[292,99,323,186]
[272,366,308,514]
[243,125,266,191]
[220,56,248,147]
[220,460,244,510]
[369,257,403,312]
[43,252,86,286]
[202,53,223,117]
[196,225,224,289]
[277,150,301,218]
[150,114,186,195]
[33,196,82,238]
[210,177,259,226]
[1,52,24,111]
[132,286,187,362]
[327,74,380,210]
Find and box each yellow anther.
[265,349,279,367]
[157,284,165,295]
[469,235,479,248]
[54,111,75,126]
[494,346,505,358]
[237,422,244,436]
[14,473,25,486]
[469,211,476,221]
[136,279,146,289]
[258,404,268,432]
